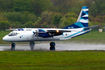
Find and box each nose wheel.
[50,42,55,50]
[11,43,15,50]
[29,41,35,50]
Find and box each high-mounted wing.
[47,30,71,33]
[35,29,71,38]
[47,30,71,37]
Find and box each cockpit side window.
[8,32,18,36]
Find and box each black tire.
[29,42,35,50]
[50,42,55,50]
[50,46,55,50]
[11,43,15,50]
[50,42,55,47]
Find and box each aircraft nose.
[3,36,6,41]
[3,35,8,41]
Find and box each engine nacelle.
[38,29,51,38]
[38,33,51,38]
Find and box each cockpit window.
[8,32,18,36]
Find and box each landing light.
[56,30,59,33]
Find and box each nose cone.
[3,36,6,41]
[3,35,9,42]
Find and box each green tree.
[41,11,54,25]
[3,11,37,24]
[41,22,48,28]
[0,0,32,12]
[31,0,52,15]
[51,0,80,13]
[90,0,105,16]
[22,11,37,23]
[59,12,77,28]
[51,14,62,27]
[0,0,15,12]
[3,12,23,22]
[0,21,10,30]
[25,21,33,28]
[12,0,32,12]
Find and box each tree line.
[0,0,105,30]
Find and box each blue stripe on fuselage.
[71,31,90,38]
[65,31,81,38]
[65,29,90,39]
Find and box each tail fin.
[63,6,89,29]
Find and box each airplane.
[3,6,99,50]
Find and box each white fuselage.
[3,28,91,42]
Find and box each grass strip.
[0,51,105,70]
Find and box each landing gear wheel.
[50,42,55,50]
[29,42,35,50]
[50,46,55,50]
[11,43,15,50]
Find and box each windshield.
[8,32,18,36]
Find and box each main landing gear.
[29,41,55,51]
[29,41,35,50]
[29,41,56,51]
[11,41,55,51]
[11,43,15,50]
[50,42,55,50]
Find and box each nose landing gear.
[11,43,15,50]
[29,41,35,50]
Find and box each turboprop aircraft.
[3,6,99,50]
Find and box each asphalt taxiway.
[0,43,105,51]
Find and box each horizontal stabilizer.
[84,25,100,29]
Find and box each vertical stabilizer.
[63,6,89,29]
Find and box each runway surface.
[0,43,105,51]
